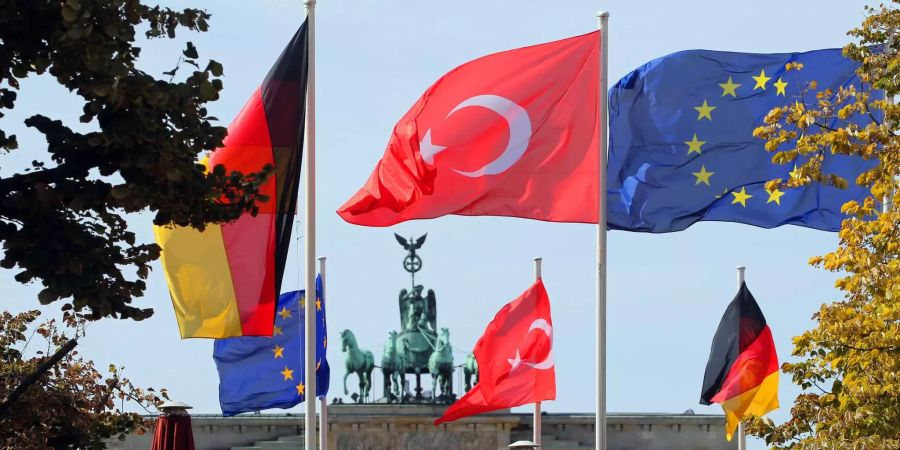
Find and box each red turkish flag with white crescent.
[435,279,555,425]
[338,32,600,226]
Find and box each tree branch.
[0,338,78,417]
[838,343,900,351]
[811,380,832,395]
[0,161,93,192]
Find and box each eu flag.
[214,276,329,416]
[607,48,873,232]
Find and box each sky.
[0,1,877,448]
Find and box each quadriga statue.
[398,284,438,400]
[340,232,457,404]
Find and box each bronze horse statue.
[463,352,479,392]
[340,329,374,403]
[427,328,454,402]
[381,330,407,403]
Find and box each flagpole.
[595,10,610,450]
[533,257,543,447]
[318,256,328,450]
[303,0,317,449]
[736,266,746,450]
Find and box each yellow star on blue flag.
[213,275,329,416]
[607,48,876,232]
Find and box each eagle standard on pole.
[303,0,317,448]
[596,10,610,450]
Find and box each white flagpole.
[318,256,328,450]
[533,257,543,447]
[303,0,317,448]
[596,10,610,450]
[736,266,747,450]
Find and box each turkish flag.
[435,279,555,425]
[338,32,600,226]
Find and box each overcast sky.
[1,1,875,448]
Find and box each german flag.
[700,282,779,440]
[154,21,308,339]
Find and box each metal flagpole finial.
[597,10,609,19]
[305,0,316,6]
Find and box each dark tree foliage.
[0,0,270,320]
[0,310,167,449]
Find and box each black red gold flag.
[154,21,308,338]
[700,282,779,440]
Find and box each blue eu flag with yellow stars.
[214,275,329,416]
[607,48,873,232]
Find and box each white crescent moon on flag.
[418,94,532,178]
[524,318,554,370]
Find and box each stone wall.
[329,405,516,450]
[107,405,735,450]
[510,413,736,450]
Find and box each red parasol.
[150,401,195,450]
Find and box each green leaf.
[110,185,128,200]
[38,288,57,305]
[67,26,83,40]
[61,6,79,22]
[182,42,198,59]
[198,81,216,100]
[206,60,223,77]
[104,24,119,38]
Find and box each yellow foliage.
[744,3,900,449]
